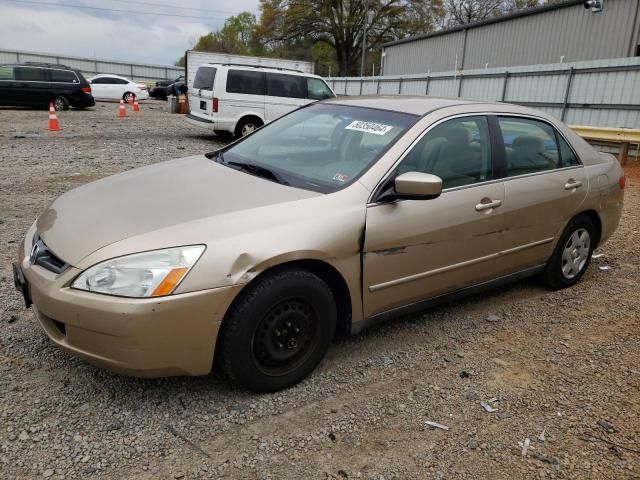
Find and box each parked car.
[186,64,335,139]
[88,74,149,103]
[0,62,94,110]
[13,97,624,392]
[149,75,184,100]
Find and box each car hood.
[36,155,320,266]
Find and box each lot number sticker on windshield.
[345,120,393,136]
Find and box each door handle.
[475,199,502,211]
[564,179,583,190]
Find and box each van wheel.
[235,117,262,139]
[541,214,595,290]
[53,96,69,111]
[219,267,337,392]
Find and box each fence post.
[561,67,575,122]
[55,56,60,65]
[16,51,20,62]
[501,71,510,101]
[398,78,403,95]
[94,60,98,76]
[425,76,430,96]
[345,79,348,96]
[457,74,463,97]
[377,77,381,94]
[165,67,169,80]
[359,78,363,95]
[130,63,134,79]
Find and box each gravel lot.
[1,104,639,480]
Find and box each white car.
[88,74,149,102]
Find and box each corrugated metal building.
[382,0,640,75]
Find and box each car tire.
[53,96,69,111]
[123,92,135,104]
[541,214,595,290]
[234,117,262,139]
[219,267,337,393]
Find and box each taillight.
[81,86,91,94]
[212,97,218,113]
[619,174,625,189]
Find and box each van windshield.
[216,103,418,193]
[193,67,216,90]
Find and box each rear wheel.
[234,117,262,139]
[123,92,135,104]
[53,96,69,111]
[219,268,337,392]
[541,214,595,290]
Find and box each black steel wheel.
[218,267,337,392]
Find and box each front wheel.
[53,96,69,111]
[218,268,337,392]
[123,92,136,104]
[541,215,595,290]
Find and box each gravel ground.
[0,104,639,480]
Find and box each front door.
[363,115,507,317]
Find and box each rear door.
[497,116,588,270]
[188,66,217,119]
[223,69,265,125]
[14,66,50,106]
[265,73,307,122]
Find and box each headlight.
[71,246,205,298]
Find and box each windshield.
[218,103,418,193]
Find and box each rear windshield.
[193,66,216,90]
[219,103,418,193]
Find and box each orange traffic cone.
[48,102,62,131]
[128,95,134,106]
[133,98,140,112]
[118,99,127,118]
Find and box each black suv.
[0,63,95,111]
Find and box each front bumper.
[16,253,242,377]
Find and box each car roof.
[91,74,130,80]
[324,95,523,116]
[201,63,319,78]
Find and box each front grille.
[30,234,69,274]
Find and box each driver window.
[397,116,492,189]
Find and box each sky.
[0,0,261,65]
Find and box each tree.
[258,0,444,76]
[175,12,260,65]
[441,0,540,27]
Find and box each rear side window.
[557,134,580,167]
[226,70,264,95]
[113,78,128,85]
[0,65,14,80]
[91,77,109,84]
[499,117,560,176]
[266,73,306,98]
[50,69,78,83]
[193,67,216,90]
[15,67,48,81]
[307,78,334,100]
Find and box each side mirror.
[393,172,443,200]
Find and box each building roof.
[382,0,585,48]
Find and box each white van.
[186,64,336,138]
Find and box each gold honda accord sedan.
[13,96,624,392]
